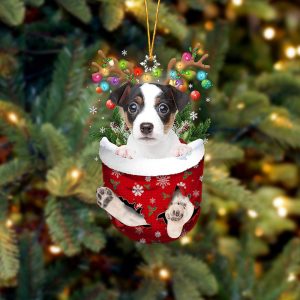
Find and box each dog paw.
[172,144,192,157]
[166,202,185,222]
[96,187,114,208]
[115,146,135,159]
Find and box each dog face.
[109,83,189,145]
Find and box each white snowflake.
[193,163,199,169]
[193,190,200,197]
[132,184,144,196]
[145,176,151,182]
[121,49,127,56]
[89,106,97,114]
[199,176,203,182]
[140,54,160,72]
[156,176,170,189]
[136,203,143,209]
[189,83,193,89]
[94,156,99,161]
[150,198,156,204]
[203,138,208,144]
[135,227,143,234]
[206,97,211,102]
[177,182,186,189]
[139,238,146,244]
[155,231,161,238]
[99,127,106,133]
[190,111,198,120]
[111,170,121,178]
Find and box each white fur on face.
[132,83,165,145]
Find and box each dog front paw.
[96,187,114,208]
[115,146,135,159]
[166,202,185,222]
[172,144,192,157]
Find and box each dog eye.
[158,103,169,115]
[128,103,138,113]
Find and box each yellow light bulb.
[175,62,184,71]
[158,268,171,280]
[270,113,278,121]
[70,168,81,180]
[248,210,258,219]
[237,102,245,110]
[287,273,296,282]
[255,228,264,237]
[49,245,62,254]
[125,0,138,8]
[263,27,275,40]
[101,68,109,76]
[285,46,296,59]
[273,196,285,208]
[205,154,212,162]
[7,112,19,124]
[277,207,288,218]
[274,61,283,71]
[218,207,227,216]
[232,0,243,6]
[297,46,300,56]
[180,236,192,245]
[6,219,13,228]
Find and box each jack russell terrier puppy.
[96,82,195,239]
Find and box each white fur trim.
[99,137,205,176]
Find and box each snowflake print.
[155,231,161,238]
[94,156,98,161]
[193,163,199,169]
[99,127,106,133]
[145,176,151,182]
[140,54,160,72]
[139,238,146,244]
[132,184,144,196]
[136,203,143,209]
[190,111,198,121]
[193,190,200,197]
[206,97,211,102]
[199,176,203,182]
[189,83,193,89]
[111,170,121,178]
[135,227,143,234]
[156,176,170,189]
[89,106,97,114]
[177,182,186,189]
[121,49,127,56]
[150,198,156,204]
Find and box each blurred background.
[0,0,300,299]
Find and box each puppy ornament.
[92,45,211,243]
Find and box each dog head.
[109,83,189,145]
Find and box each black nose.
[140,122,154,134]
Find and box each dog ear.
[109,82,132,107]
[167,85,190,112]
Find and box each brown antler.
[164,43,210,84]
[91,50,134,82]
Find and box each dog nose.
[140,122,154,134]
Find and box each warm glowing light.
[262,163,272,173]
[277,207,288,218]
[270,113,278,121]
[205,154,212,162]
[218,207,227,216]
[274,61,283,71]
[49,245,62,254]
[70,168,81,180]
[101,68,109,76]
[273,196,285,208]
[255,228,264,237]
[125,0,138,8]
[263,27,275,40]
[180,236,192,245]
[232,0,243,6]
[248,210,258,219]
[285,46,296,59]
[287,273,296,282]
[237,102,245,110]
[6,219,13,228]
[175,62,185,71]
[158,268,171,280]
[297,46,300,56]
[204,21,214,31]
[7,112,19,124]
[142,74,152,83]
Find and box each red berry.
[106,99,116,110]
[96,87,102,94]
[190,90,201,101]
[133,67,143,77]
